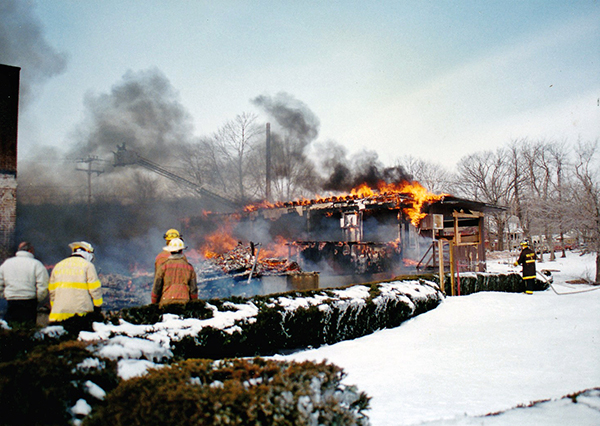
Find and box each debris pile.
[197,242,301,279]
[100,273,152,311]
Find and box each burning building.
[188,181,502,297]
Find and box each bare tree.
[514,140,575,262]
[180,114,263,204]
[130,171,160,205]
[180,136,233,200]
[547,142,571,259]
[213,113,262,203]
[269,132,318,201]
[507,140,531,242]
[396,156,453,194]
[456,149,512,250]
[572,140,600,283]
[522,141,557,261]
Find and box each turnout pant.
[524,278,535,292]
[4,299,38,326]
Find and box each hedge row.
[84,358,371,426]
[98,279,444,360]
[0,332,369,426]
[440,272,549,296]
[0,340,120,426]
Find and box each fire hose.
[536,270,600,295]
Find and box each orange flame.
[200,180,445,259]
[259,235,291,259]
[199,219,238,258]
[399,181,445,226]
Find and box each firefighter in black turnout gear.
[515,240,536,294]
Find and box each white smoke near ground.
[0,0,67,109]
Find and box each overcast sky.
[5,0,600,170]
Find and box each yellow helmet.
[164,237,186,252]
[69,241,94,253]
[164,228,181,241]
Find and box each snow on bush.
[84,358,371,426]
[80,279,444,365]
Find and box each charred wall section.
[0,64,19,262]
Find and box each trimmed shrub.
[0,341,119,426]
[162,280,443,360]
[114,299,215,325]
[84,358,371,426]
[0,327,39,363]
[441,273,549,296]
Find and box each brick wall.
[0,64,20,262]
[0,175,16,261]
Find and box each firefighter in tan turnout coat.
[48,241,103,322]
[155,228,186,271]
[152,238,198,306]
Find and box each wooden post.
[449,240,455,296]
[438,239,445,292]
[478,214,485,271]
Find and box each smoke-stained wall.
[0,64,19,261]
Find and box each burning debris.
[200,242,301,277]
[187,180,445,292]
[194,241,305,299]
[186,176,501,294]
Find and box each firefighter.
[152,238,198,306]
[48,241,103,322]
[514,240,536,294]
[155,228,185,272]
[0,241,49,327]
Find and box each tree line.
[176,117,599,280]
[16,110,600,281]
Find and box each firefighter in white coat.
[0,241,49,326]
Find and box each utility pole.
[266,122,272,202]
[76,156,104,205]
[76,156,104,229]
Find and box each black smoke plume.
[71,68,194,165]
[252,92,320,148]
[313,141,412,191]
[17,68,208,276]
[0,0,67,108]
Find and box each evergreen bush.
[441,273,549,296]
[84,358,371,426]
[160,280,443,360]
[0,341,119,426]
[115,299,214,325]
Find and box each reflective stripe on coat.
[48,256,102,322]
[152,255,197,306]
[516,247,537,280]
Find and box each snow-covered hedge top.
[72,279,443,379]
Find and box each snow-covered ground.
[274,250,600,425]
[25,249,598,425]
